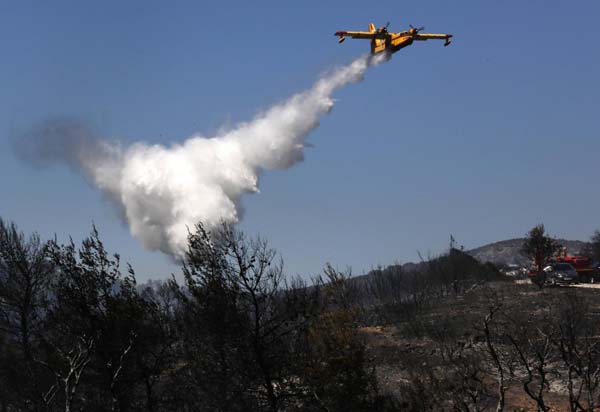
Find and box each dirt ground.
[516,277,600,289]
[361,280,600,411]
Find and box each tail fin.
[369,23,376,52]
[369,23,381,53]
[369,23,382,53]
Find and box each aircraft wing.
[415,33,453,41]
[334,30,386,39]
[415,33,453,46]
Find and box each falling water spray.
[16,53,388,257]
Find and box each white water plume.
[18,54,388,257]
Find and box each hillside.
[466,237,590,266]
[362,281,600,411]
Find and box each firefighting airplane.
[334,22,453,55]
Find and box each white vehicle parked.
[503,264,526,278]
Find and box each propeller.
[409,24,425,33]
[378,21,390,33]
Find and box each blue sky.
[1,0,599,281]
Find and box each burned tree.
[521,224,559,288]
[39,226,143,412]
[173,223,318,411]
[0,219,54,410]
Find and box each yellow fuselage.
[371,34,414,54]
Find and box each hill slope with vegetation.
[3,217,600,411]
[467,237,590,265]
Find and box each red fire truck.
[553,247,598,282]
